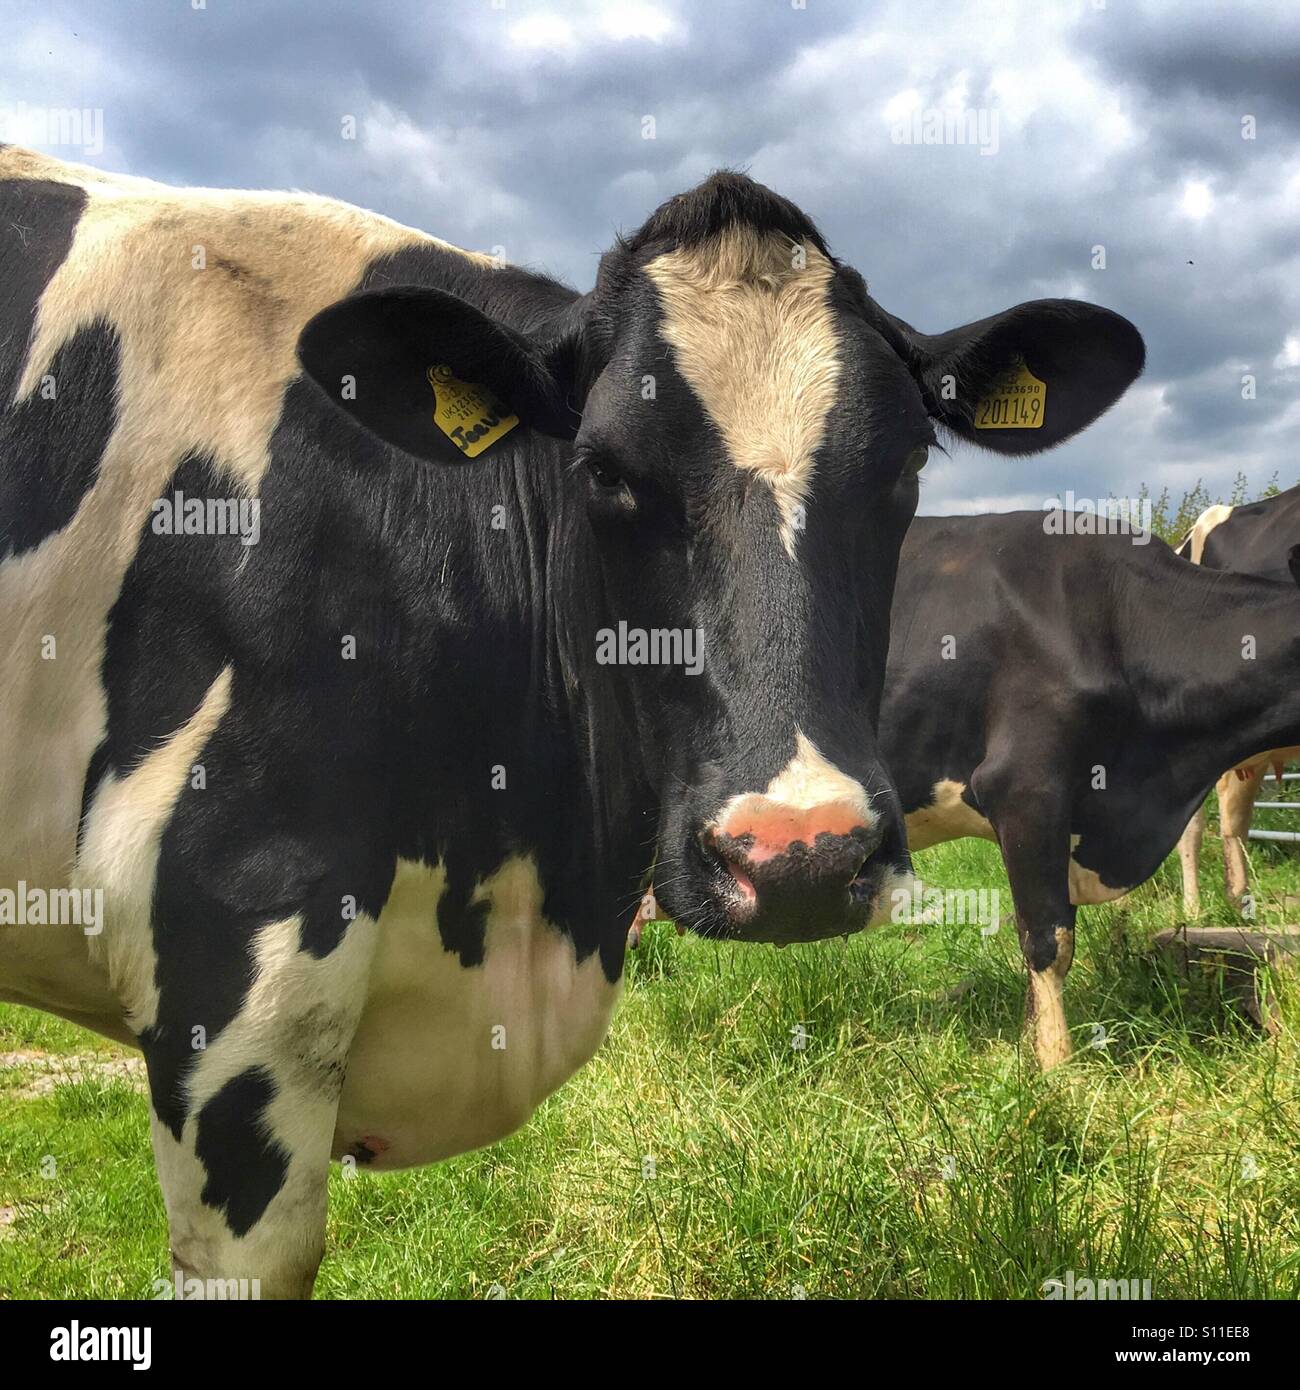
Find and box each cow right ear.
[869,298,1145,456]
[297,287,582,463]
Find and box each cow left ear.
[877,298,1145,455]
[297,286,582,463]
[1288,544,1300,590]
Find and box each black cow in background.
[880,513,1300,1068]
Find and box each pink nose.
[713,795,870,863]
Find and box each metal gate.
[1249,771,1300,844]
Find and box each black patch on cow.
[360,242,581,340]
[100,453,234,777]
[0,177,85,399]
[195,1067,290,1237]
[0,320,120,560]
[618,169,831,260]
[77,739,112,854]
[435,865,492,968]
[112,450,398,1135]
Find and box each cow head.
[298,173,1144,946]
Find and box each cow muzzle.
[690,793,895,943]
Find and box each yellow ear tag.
[973,360,1046,430]
[427,365,519,457]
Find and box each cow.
[0,145,1144,1295]
[1175,486,1300,915]
[880,512,1300,1069]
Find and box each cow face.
[298,174,1145,946]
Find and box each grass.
[2,822,1299,1300]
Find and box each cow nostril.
[701,825,751,860]
[697,828,758,905]
[729,863,757,904]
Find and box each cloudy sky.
[3,0,1297,513]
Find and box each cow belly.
[333,857,621,1170]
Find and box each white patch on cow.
[904,779,995,852]
[76,667,234,1032]
[333,855,621,1170]
[644,227,841,557]
[1,666,231,1029]
[1177,502,1234,563]
[764,731,873,823]
[1026,926,1074,1070]
[866,860,916,929]
[0,146,488,1025]
[1067,834,1129,906]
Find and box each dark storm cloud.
[1090,3,1300,134]
[3,0,1296,510]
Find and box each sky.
[2,0,1297,514]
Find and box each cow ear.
[878,299,1145,455]
[297,286,581,463]
[1288,543,1300,590]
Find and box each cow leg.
[140,909,378,1300]
[1217,767,1263,910]
[992,802,1077,1069]
[1177,803,1205,919]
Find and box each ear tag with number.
[427,365,519,457]
[974,360,1046,430]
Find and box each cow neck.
[374,260,649,970]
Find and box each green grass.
[3,825,1299,1300]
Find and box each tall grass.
[3,831,1297,1299]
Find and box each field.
[3,808,1299,1300]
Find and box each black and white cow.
[0,146,1143,1295]
[1175,486,1300,914]
[881,512,1300,1068]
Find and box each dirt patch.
[0,1050,147,1099]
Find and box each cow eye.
[903,444,929,474]
[585,455,623,489]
